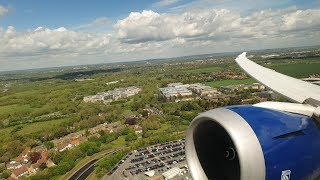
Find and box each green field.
[206,78,256,87]
[15,117,70,136]
[0,104,34,118]
[0,126,14,143]
[267,62,320,78]
[0,117,70,143]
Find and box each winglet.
[236,52,247,60]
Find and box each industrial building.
[159,83,217,101]
[83,86,141,103]
[188,83,218,96]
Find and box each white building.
[160,86,192,100]
[162,167,181,179]
[189,83,218,96]
[83,86,141,103]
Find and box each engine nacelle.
[185,105,320,180]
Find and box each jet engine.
[185,105,320,180]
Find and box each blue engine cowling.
[185,105,320,180]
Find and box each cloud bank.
[1,6,320,71]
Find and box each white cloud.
[0,26,111,57]
[153,0,180,7]
[115,7,320,43]
[114,9,241,43]
[1,6,320,71]
[281,9,320,31]
[0,5,8,16]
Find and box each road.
[77,165,96,180]
[68,159,98,180]
[67,150,119,180]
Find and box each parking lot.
[106,139,192,180]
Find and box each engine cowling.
[185,105,320,180]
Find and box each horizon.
[0,0,320,71]
[0,44,318,73]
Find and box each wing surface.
[235,52,320,104]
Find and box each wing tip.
[235,52,247,62]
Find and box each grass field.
[267,62,320,78]
[0,117,70,144]
[15,117,70,136]
[0,126,14,143]
[111,136,126,147]
[206,78,256,87]
[0,104,34,117]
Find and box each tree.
[44,141,54,150]
[49,152,62,164]
[125,133,138,141]
[1,170,10,179]
[6,140,24,159]
[52,160,75,176]
[85,129,90,137]
[29,152,41,164]
[141,115,161,130]
[121,128,130,135]
[79,142,99,156]
[181,112,197,122]
[141,110,149,117]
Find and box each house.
[134,125,143,134]
[144,107,164,117]
[57,142,73,152]
[32,145,47,153]
[6,161,22,170]
[16,147,30,163]
[11,166,29,179]
[29,151,50,174]
[71,139,80,146]
[29,162,41,174]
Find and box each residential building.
[11,166,29,179]
[16,147,30,163]
[134,125,143,134]
[6,161,22,170]
[57,142,73,152]
[71,139,80,146]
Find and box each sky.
[0,0,320,71]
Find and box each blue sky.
[0,0,319,71]
[0,0,193,31]
[1,0,317,31]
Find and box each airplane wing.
[235,52,320,105]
